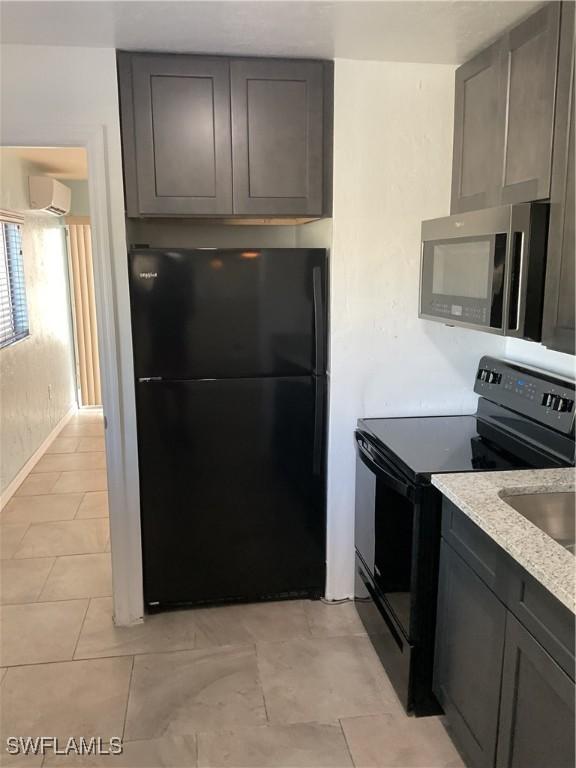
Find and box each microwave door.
[419,233,507,332]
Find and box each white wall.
[126,219,299,248]
[327,59,506,598]
[0,44,141,624]
[61,179,91,218]
[505,338,575,379]
[0,151,76,493]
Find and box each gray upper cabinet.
[451,3,561,213]
[542,2,575,355]
[500,3,561,204]
[118,53,329,218]
[230,59,324,216]
[497,614,575,768]
[451,41,505,213]
[118,53,233,216]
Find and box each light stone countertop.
[431,468,576,614]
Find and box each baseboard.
[0,404,77,510]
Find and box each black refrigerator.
[128,248,327,609]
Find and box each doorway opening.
[0,144,110,598]
[1,146,102,413]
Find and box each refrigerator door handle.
[312,266,325,375]
[313,376,325,476]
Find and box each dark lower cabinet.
[497,614,575,768]
[435,500,576,768]
[433,540,506,768]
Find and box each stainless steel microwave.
[419,203,549,341]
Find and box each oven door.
[354,430,417,640]
[419,233,507,332]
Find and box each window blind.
[0,221,29,349]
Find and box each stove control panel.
[474,356,575,435]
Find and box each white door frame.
[2,125,144,626]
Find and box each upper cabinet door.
[451,41,505,213]
[500,3,561,204]
[120,54,232,216]
[542,2,575,355]
[230,59,324,216]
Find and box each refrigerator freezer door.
[136,376,326,606]
[129,248,326,379]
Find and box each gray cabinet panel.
[451,3,562,213]
[451,41,504,213]
[442,499,575,680]
[433,540,506,768]
[150,76,218,198]
[231,59,324,216]
[500,3,561,204]
[497,613,575,768]
[543,2,575,354]
[121,54,232,216]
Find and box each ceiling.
[1,147,88,179]
[0,1,542,64]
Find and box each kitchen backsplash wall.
[326,58,507,598]
[505,338,575,379]
[125,219,302,249]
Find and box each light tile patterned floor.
[0,410,464,767]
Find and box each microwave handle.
[504,203,536,338]
[505,231,525,336]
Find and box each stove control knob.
[542,392,555,408]
[551,396,574,413]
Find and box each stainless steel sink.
[501,491,575,553]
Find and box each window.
[0,218,29,349]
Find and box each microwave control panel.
[474,356,575,435]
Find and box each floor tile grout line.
[1,596,93,610]
[1,521,30,559]
[72,640,267,664]
[71,597,92,661]
[338,717,359,768]
[33,555,58,603]
[12,549,110,561]
[253,641,271,724]
[121,655,136,742]
[0,652,138,672]
[1,592,113,608]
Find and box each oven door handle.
[355,431,415,501]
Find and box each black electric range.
[354,356,575,716]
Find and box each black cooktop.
[358,413,560,481]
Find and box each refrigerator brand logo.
[139,272,158,279]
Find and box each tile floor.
[0,409,464,768]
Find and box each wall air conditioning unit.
[28,176,71,216]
